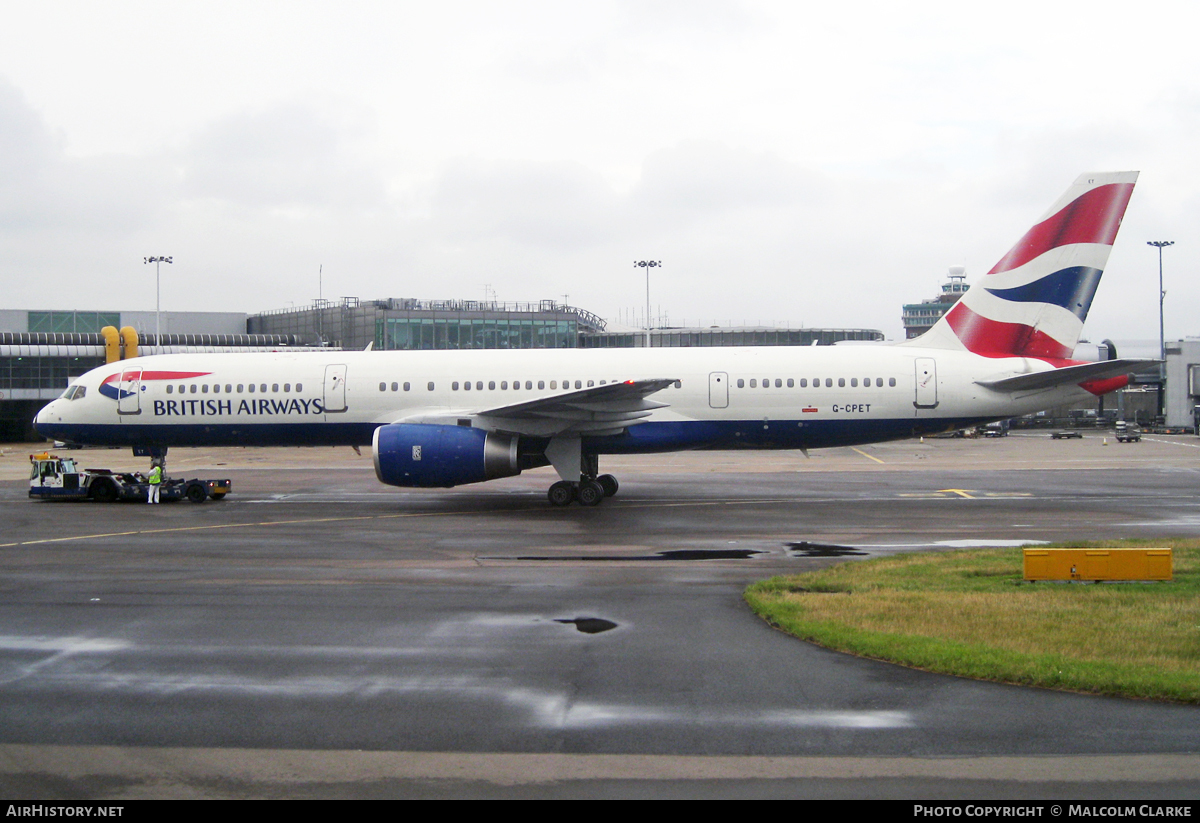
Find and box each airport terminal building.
[8,299,1192,441]
[2,300,885,441]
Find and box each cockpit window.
[60,386,86,400]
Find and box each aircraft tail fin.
[907,172,1138,359]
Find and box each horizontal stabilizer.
[975,359,1159,393]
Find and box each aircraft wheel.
[548,481,576,507]
[597,474,619,497]
[577,480,605,507]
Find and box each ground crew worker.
[148,463,163,504]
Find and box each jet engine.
[372,423,521,488]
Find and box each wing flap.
[475,378,678,436]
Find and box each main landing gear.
[543,437,619,506]
[547,474,619,507]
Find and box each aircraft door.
[117,368,142,416]
[708,372,729,409]
[323,364,348,413]
[914,358,938,409]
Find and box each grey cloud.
[424,143,828,258]
[429,157,621,249]
[633,141,829,218]
[182,103,386,210]
[0,79,168,235]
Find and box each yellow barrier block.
[1023,548,1172,582]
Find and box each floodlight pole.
[1148,241,1173,419]
[144,256,173,350]
[634,260,661,348]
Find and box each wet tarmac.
[1,432,1199,798]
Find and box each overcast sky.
[1,0,1197,341]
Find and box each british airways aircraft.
[35,172,1151,505]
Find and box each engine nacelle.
[372,423,521,488]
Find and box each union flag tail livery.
[910,171,1138,360]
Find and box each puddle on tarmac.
[555,617,618,634]
[785,541,868,557]
[486,548,765,561]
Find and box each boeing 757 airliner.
[35,172,1152,505]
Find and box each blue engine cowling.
[373,423,521,488]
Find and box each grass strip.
[744,540,1200,702]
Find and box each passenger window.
[587,380,594,387]
[166,385,173,394]
[550,381,557,389]
[489,381,496,390]
[403,382,411,391]
[391,382,398,391]
[527,381,534,390]
[190,384,198,394]
[248,384,255,393]
[750,379,757,388]
[464,381,471,391]
[260,384,267,392]
[272,384,279,393]
[889,377,896,387]
[284,384,291,392]
[800,379,807,388]
[838,378,845,388]
[674,380,681,388]
[737,379,744,388]
[575,380,582,389]
[501,381,508,390]
[427,382,434,391]
[202,384,209,393]
[825,378,832,388]
[851,378,858,387]
[226,384,232,393]
[296,383,303,392]
[214,384,220,393]
[775,379,782,388]
[237,384,244,393]
[876,378,883,387]
[787,378,794,388]
[453,382,460,390]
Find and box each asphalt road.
[1,432,1199,798]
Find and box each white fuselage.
[34,344,1088,453]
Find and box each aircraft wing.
[975,359,1160,393]
[475,378,678,437]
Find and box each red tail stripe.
[944,302,1073,360]
[988,183,1134,275]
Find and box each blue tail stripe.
[983,266,1102,321]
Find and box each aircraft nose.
[33,400,61,434]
